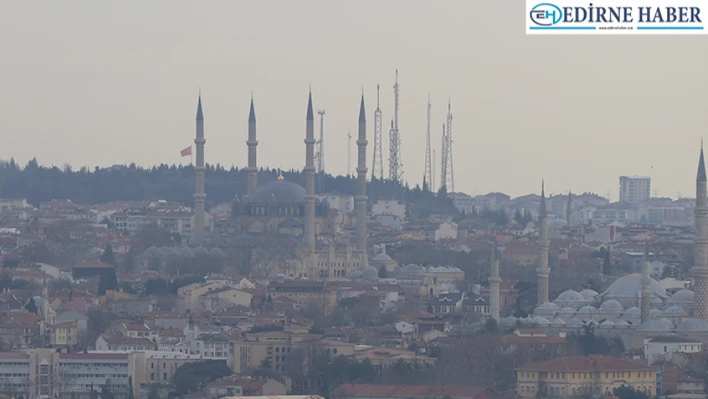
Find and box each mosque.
[491,147,708,346]
[188,92,370,279]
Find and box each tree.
[98,268,118,296]
[613,385,650,399]
[101,244,116,266]
[100,380,115,399]
[378,266,388,278]
[173,360,231,395]
[603,250,612,276]
[24,298,38,314]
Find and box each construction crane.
[372,84,384,180]
[388,70,402,183]
[315,109,325,192]
[423,94,432,191]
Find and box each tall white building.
[619,176,651,203]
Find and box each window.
[163,373,167,380]
[151,373,155,381]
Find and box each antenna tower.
[443,99,454,192]
[347,130,352,176]
[423,94,432,191]
[372,84,384,180]
[388,70,402,183]
[432,149,436,192]
[316,109,326,192]
[440,124,447,190]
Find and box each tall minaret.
[194,94,206,237]
[640,241,651,323]
[693,144,708,320]
[489,239,501,322]
[304,91,316,252]
[537,181,550,305]
[247,95,258,196]
[566,191,572,228]
[356,94,369,263]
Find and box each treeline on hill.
[0,158,458,218]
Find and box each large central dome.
[601,273,668,299]
[248,180,306,204]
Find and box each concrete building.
[643,336,703,364]
[619,176,651,204]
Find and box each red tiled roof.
[518,355,653,372]
[332,384,493,399]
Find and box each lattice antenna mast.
[372,84,384,180]
[440,124,447,190]
[432,149,436,192]
[316,109,326,192]
[388,70,402,183]
[347,130,352,176]
[423,94,432,191]
[445,98,455,192]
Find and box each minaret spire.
[247,96,258,196]
[356,93,369,267]
[537,180,550,304]
[193,93,207,237]
[304,90,316,254]
[566,190,572,228]
[693,144,708,319]
[489,238,501,322]
[640,241,652,323]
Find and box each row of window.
[525,370,653,380]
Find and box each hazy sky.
[1,1,706,199]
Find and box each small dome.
[551,318,566,325]
[599,300,624,312]
[559,307,577,316]
[579,289,599,300]
[403,264,422,272]
[350,271,363,279]
[577,305,597,314]
[567,318,583,325]
[638,318,673,332]
[500,316,518,324]
[178,246,193,256]
[143,246,163,256]
[533,316,551,324]
[671,289,695,303]
[623,307,641,316]
[649,308,663,317]
[555,289,584,302]
[677,318,708,332]
[363,266,378,278]
[586,320,599,326]
[372,253,393,262]
[209,247,225,257]
[233,232,255,246]
[536,302,561,311]
[664,305,686,315]
[616,320,630,327]
[600,319,615,327]
[193,246,209,255]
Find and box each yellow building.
[50,320,78,347]
[516,355,656,398]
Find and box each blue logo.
[530,3,563,26]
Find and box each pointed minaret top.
[306,91,314,121]
[699,145,707,182]
[540,180,547,217]
[643,241,649,261]
[249,97,256,123]
[196,95,204,121]
[359,94,366,123]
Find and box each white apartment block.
[372,199,406,220]
[620,176,651,204]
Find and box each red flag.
[180,146,192,157]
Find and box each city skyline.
[0,1,706,198]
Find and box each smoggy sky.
[0,1,706,199]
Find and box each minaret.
[489,239,501,322]
[304,91,316,252]
[566,191,572,228]
[356,94,369,263]
[640,241,652,323]
[194,94,206,237]
[247,95,258,196]
[693,144,708,320]
[537,181,550,304]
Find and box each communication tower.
[388,70,402,183]
[372,85,384,180]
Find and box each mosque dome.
[671,289,695,303]
[599,300,624,312]
[501,316,518,324]
[536,302,561,311]
[638,318,673,332]
[209,247,225,257]
[233,232,255,246]
[551,318,566,326]
[403,264,422,272]
[178,246,194,256]
[623,307,641,316]
[579,289,599,300]
[677,318,708,332]
[664,305,686,315]
[248,180,306,204]
[193,246,209,256]
[602,273,668,299]
[559,307,577,316]
[555,289,584,302]
[616,320,630,327]
[600,319,615,327]
[350,270,364,279]
[372,253,393,262]
[649,308,663,317]
[363,266,378,279]
[143,246,163,257]
[577,305,597,315]
[567,318,584,326]
[533,316,551,325]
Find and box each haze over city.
[1,0,707,197]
